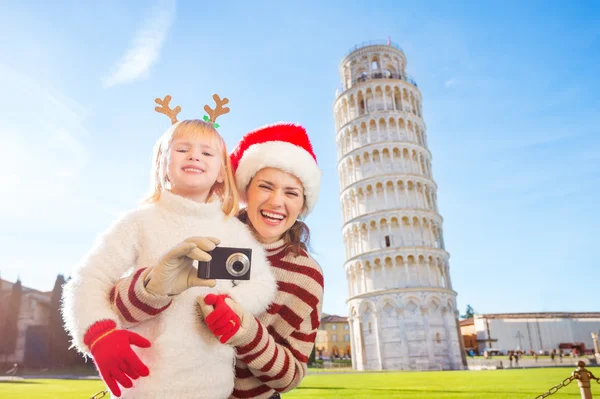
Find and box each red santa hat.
[230,122,321,217]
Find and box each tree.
[461,304,475,319]
[308,344,316,366]
[48,274,83,368]
[0,275,6,348]
[0,280,22,357]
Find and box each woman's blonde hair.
[144,119,238,218]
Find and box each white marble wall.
[348,292,463,371]
[475,316,600,353]
[334,43,462,371]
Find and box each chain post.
[573,360,596,399]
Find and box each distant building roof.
[0,278,52,300]
[478,312,600,319]
[460,318,474,326]
[321,315,348,323]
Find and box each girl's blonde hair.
[144,119,239,218]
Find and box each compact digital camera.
[197,246,252,280]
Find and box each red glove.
[84,320,151,397]
[204,294,241,343]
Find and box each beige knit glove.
[145,237,218,296]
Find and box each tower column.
[361,267,367,293]
[425,259,432,286]
[421,307,435,366]
[401,258,409,287]
[374,310,384,370]
[349,315,358,369]
[398,217,406,247]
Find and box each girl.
[61,95,277,399]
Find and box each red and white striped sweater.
[111,238,324,399]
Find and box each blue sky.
[1,1,598,317]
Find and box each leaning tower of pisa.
[333,40,465,371]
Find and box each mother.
[111,123,324,399]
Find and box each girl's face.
[246,167,305,244]
[167,136,224,202]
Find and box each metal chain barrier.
[89,390,108,399]
[534,376,575,399]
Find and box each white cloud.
[103,0,176,88]
[444,78,458,88]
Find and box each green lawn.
[286,368,590,398]
[0,379,107,399]
[0,367,595,398]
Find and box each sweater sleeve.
[61,210,142,355]
[108,267,173,328]
[229,257,324,394]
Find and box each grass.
[285,368,591,398]
[0,367,595,398]
[0,379,106,399]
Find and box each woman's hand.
[197,294,251,344]
[145,237,219,296]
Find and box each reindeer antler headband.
[154,94,230,128]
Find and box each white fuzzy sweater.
[62,191,277,399]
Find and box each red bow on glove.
[84,320,151,397]
[204,294,241,343]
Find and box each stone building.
[315,314,351,359]
[460,318,478,355]
[333,40,464,371]
[473,312,600,355]
[0,278,52,366]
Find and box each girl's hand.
[145,237,219,296]
[84,320,151,397]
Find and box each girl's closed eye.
[176,149,188,153]
[259,184,272,190]
[286,191,299,197]
[202,151,213,157]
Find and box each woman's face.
[246,167,305,244]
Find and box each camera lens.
[226,253,250,277]
[232,261,244,273]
